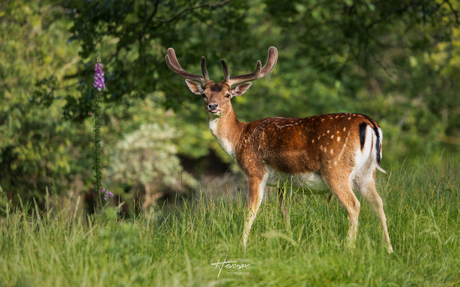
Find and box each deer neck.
[208,106,244,161]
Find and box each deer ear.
[231,82,252,97]
[185,79,204,95]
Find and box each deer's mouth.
[209,109,220,116]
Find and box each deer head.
[165,47,278,118]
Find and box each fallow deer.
[165,46,393,252]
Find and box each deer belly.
[266,170,330,194]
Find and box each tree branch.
[154,0,233,24]
[444,0,460,25]
[138,0,161,41]
[365,1,421,31]
[371,53,394,79]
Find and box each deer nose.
[208,103,218,110]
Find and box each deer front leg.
[278,188,291,233]
[242,173,268,248]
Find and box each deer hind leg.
[242,172,268,248]
[361,179,393,253]
[324,175,361,246]
[278,188,291,233]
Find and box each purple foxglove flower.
[101,188,114,201]
[93,62,105,91]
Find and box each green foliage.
[0,186,11,217]
[261,0,460,164]
[0,0,93,203]
[106,122,197,193]
[0,163,459,285]
[61,0,460,167]
[1,0,460,208]
[63,0,252,110]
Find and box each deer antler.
[165,48,210,84]
[222,46,278,86]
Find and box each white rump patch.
[378,127,383,160]
[349,125,381,196]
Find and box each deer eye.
[225,93,231,98]
[202,93,207,98]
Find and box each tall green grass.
[1,159,459,286]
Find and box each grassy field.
[1,159,459,286]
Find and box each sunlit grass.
[1,159,459,286]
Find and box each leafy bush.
[106,123,197,210]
